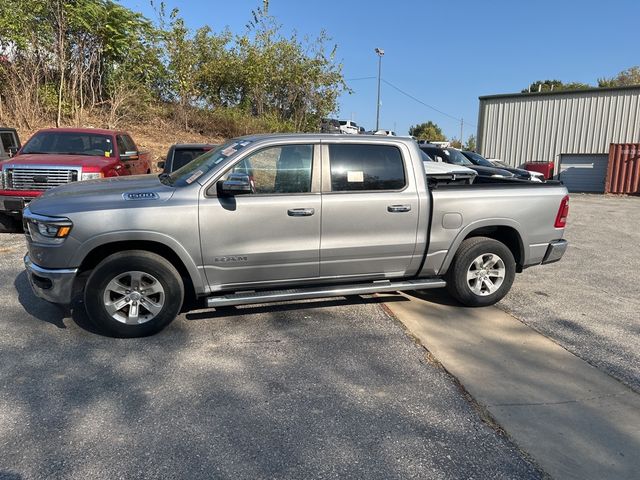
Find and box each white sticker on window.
[222,147,237,156]
[347,170,364,182]
[186,170,204,184]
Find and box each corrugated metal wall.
[606,143,640,194]
[477,87,640,168]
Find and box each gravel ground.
[0,233,540,480]
[499,194,640,393]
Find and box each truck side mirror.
[219,172,253,195]
[8,146,18,157]
[121,150,139,161]
[157,161,165,170]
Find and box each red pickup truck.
[0,127,151,229]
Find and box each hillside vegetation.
[0,0,347,161]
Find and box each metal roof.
[479,84,640,100]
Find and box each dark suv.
[159,143,218,173]
[461,150,541,182]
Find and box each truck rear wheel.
[445,236,515,307]
[84,250,184,337]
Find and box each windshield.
[420,150,434,162]
[22,131,113,156]
[421,147,473,166]
[462,151,494,167]
[168,139,253,186]
[444,149,474,166]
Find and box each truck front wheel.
[84,250,184,337]
[445,236,516,307]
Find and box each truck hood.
[28,174,176,216]
[9,153,113,168]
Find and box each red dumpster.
[525,161,554,180]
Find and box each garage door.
[559,154,609,193]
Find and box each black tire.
[84,250,184,337]
[0,213,20,233]
[445,236,516,307]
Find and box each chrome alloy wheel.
[466,254,505,296]
[102,271,165,325]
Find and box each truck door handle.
[387,204,411,213]
[287,208,315,217]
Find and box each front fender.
[70,230,208,295]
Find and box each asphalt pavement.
[0,233,540,480]
[498,194,640,393]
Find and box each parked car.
[0,127,151,230]
[0,127,21,160]
[339,120,359,135]
[419,144,516,180]
[374,129,397,136]
[159,143,218,173]
[23,134,569,337]
[462,151,543,182]
[421,150,477,185]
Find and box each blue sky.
[121,0,640,139]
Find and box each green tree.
[598,66,640,87]
[522,79,591,93]
[465,134,476,151]
[449,138,462,149]
[409,121,446,141]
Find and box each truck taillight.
[554,195,569,228]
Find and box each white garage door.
[559,154,609,193]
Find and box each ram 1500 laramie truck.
[22,134,569,337]
[0,127,151,229]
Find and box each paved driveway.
[0,233,539,480]
[499,194,640,392]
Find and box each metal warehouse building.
[477,85,640,192]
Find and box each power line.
[345,76,377,81]
[382,79,476,127]
[343,75,477,130]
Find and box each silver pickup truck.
[22,134,569,337]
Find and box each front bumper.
[24,254,78,304]
[0,195,36,214]
[542,239,568,264]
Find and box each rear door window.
[328,144,406,191]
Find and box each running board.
[206,278,446,308]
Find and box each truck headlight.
[24,210,73,244]
[81,171,104,181]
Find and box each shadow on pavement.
[14,270,100,334]
[186,294,409,321]
[405,288,461,307]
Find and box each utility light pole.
[375,47,384,131]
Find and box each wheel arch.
[73,234,206,300]
[439,220,526,275]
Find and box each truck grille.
[4,167,79,191]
